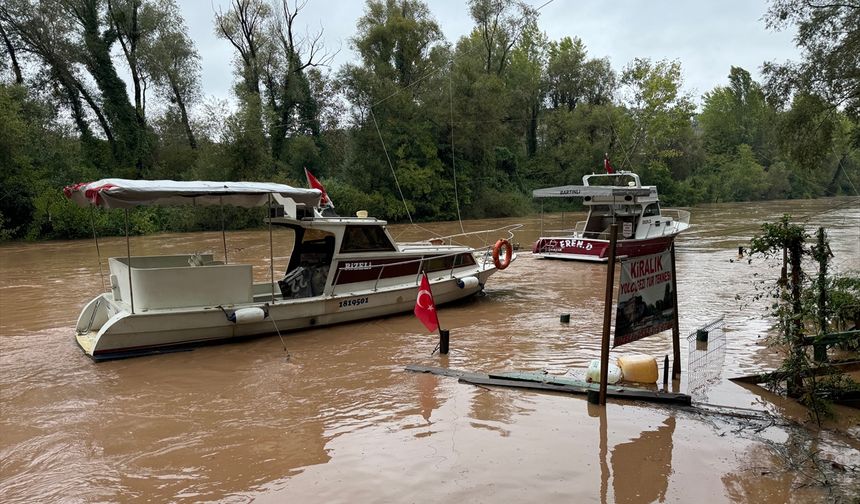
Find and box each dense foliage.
[0,0,858,240]
[749,218,859,422]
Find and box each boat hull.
[531,234,678,262]
[74,270,495,361]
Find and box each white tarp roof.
[532,185,655,198]
[64,179,322,209]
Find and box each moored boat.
[532,171,690,262]
[65,179,516,361]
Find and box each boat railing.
[400,224,522,249]
[329,246,498,294]
[662,209,691,225]
[537,221,586,237]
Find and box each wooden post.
[814,227,828,363]
[788,240,804,396]
[671,241,681,379]
[663,354,669,388]
[599,224,619,405]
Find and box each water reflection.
[589,404,675,504]
[417,373,440,423]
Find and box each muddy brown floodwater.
[1,198,859,503]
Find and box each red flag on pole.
[304,167,334,207]
[414,272,440,333]
[604,153,615,174]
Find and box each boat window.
[643,203,661,217]
[340,225,396,253]
[423,253,476,272]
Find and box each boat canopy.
[63,179,322,209]
[532,185,654,199]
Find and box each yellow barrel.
[617,355,658,384]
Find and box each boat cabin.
[534,171,683,242]
[272,210,478,300]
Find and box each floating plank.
[405,365,691,406]
[461,375,692,405]
[405,364,485,381]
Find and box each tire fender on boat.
[492,239,513,270]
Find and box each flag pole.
[429,271,448,354]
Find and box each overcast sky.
[177,0,799,106]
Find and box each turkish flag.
[304,167,334,207]
[604,153,615,174]
[414,272,439,333]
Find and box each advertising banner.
[614,250,674,347]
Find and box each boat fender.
[219,305,268,324]
[492,239,513,270]
[232,307,267,324]
[457,276,480,289]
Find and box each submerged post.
[663,355,669,388]
[671,241,681,379]
[439,329,449,355]
[599,224,619,405]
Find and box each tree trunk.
[74,78,116,150]
[0,20,22,85]
[169,75,197,149]
[787,241,804,396]
[78,0,143,171]
[526,100,538,158]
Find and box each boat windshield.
[643,203,661,217]
[584,204,641,239]
[340,225,396,253]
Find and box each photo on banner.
[614,249,675,347]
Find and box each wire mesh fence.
[687,317,726,401]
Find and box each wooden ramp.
[405,365,692,406]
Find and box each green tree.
[699,67,777,163]
[141,0,200,151]
[468,0,536,76]
[764,1,860,120]
[338,0,451,220]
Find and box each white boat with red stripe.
[532,171,690,262]
[65,179,517,361]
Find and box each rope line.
[370,108,413,224]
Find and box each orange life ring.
[492,239,513,270]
